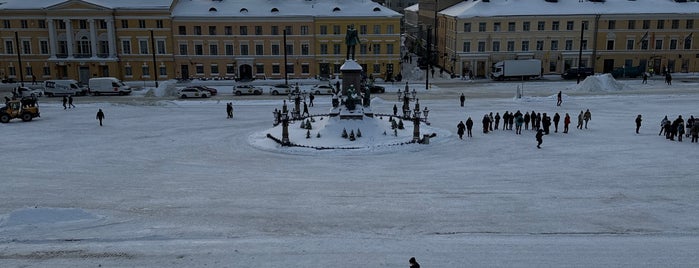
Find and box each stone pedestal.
[340,60,363,96]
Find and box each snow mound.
[567,74,633,92]
[1,207,100,227]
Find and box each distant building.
[0,0,402,83]
[436,0,699,78]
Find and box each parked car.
[309,84,335,95]
[16,86,43,98]
[268,84,295,95]
[178,87,210,98]
[191,85,218,96]
[233,85,264,95]
[368,85,385,94]
[561,67,594,80]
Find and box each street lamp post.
[283,29,288,86]
[577,21,586,84]
[150,30,158,88]
[15,32,25,87]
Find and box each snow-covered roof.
[440,0,699,18]
[404,3,418,12]
[171,0,402,18]
[0,0,174,10]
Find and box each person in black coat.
[409,257,420,268]
[393,104,398,116]
[465,117,474,137]
[553,113,561,133]
[96,109,105,126]
[482,114,491,133]
[542,113,551,135]
[459,93,465,107]
[635,114,642,134]
[62,96,68,110]
[457,121,466,139]
[524,112,531,130]
[536,129,544,149]
[494,112,500,130]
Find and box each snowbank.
[567,74,633,92]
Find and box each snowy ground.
[1,73,699,267]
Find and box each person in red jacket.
[563,113,571,133]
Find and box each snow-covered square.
[1,74,698,267]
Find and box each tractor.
[0,98,40,123]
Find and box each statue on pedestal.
[345,24,360,60]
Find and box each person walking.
[577,110,584,129]
[393,104,398,116]
[583,109,592,129]
[563,113,571,133]
[457,121,466,139]
[68,95,75,108]
[515,113,524,135]
[542,113,551,135]
[62,96,68,110]
[96,109,105,126]
[32,75,37,85]
[459,93,465,107]
[659,115,669,136]
[536,129,544,149]
[557,90,562,106]
[635,114,642,134]
[488,112,494,131]
[226,102,233,118]
[309,92,315,107]
[553,112,561,133]
[465,117,474,137]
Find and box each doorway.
[603,59,615,74]
[180,65,189,80]
[78,66,90,85]
[238,64,252,81]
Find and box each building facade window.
[21,20,28,28]
[240,26,247,35]
[642,20,650,29]
[225,44,234,55]
[372,44,380,54]
[272,26,279,35]
[194,26,202,35]
[671,20,679,29]
[225,26,233,35]
[142,65,150,76]
[550,40,558,51]
[121,40,131,54]
[387,43,394,54]
[333,25,340,35]
[157,40,166,54]
[387,25,394,34]
[179,26,186,35]
[566,21,574,30]
[301,25,309,35]
[139,40,149,54]
[508,22,515,32]
[210,26,217,35]
[211,65,219,74]
[628,20,635,30]
[138,20,146,28]
[272,44,280,55]
[255,26,262,35]
[179,44,188,55]
[655,39,663,50]
[537,21,545,31]
[125,66,132,76]
[686,19,694,29]
[552,21,560,31]
[657,20,664,29]
[255,44,263,55]
[523,21,530,31]
[607,40,615,50]
[670,39,678,50]
[301,43,309,55]
[121,20,128,28]
[156,20,163,28]
[626,40,634,50]
[493,22,501,32]
[320,25,328,35]
[320,44,327,55]
[210,44,218,55]
[195,44,203,55]
[536,40,544,50]
[40,40,49,54]
[373,25,381,34]
[565,40,573,50]
[521,40,529,51]
[463,23,471,32]
[492,41,500,52]
[462,41,470,52]
[506,41,514,51]
[608,20,616,30]
[478,41,485,52]
[479,22,486,32]
[240,44,249,55]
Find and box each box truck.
[88,77,132,96]
[490,59,542,81]
[43,80,88,97]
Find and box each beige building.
[437,0,699,78]
[0,0,401,84]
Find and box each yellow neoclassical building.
[0,0,401,84]
[436,0,699,78]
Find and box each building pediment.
[46,0,111,12]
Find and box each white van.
[88,77,132,96]
[43,80,87,97]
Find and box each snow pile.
[1,207,99,227]
[567,74,633,92]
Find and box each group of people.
[456,108,593,148]
[62,96,76,109]
[658,115,698,143]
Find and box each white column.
[89,19,97,58]
[64,19,74,58]
[47,19,57,58]
[106,19,116,58]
